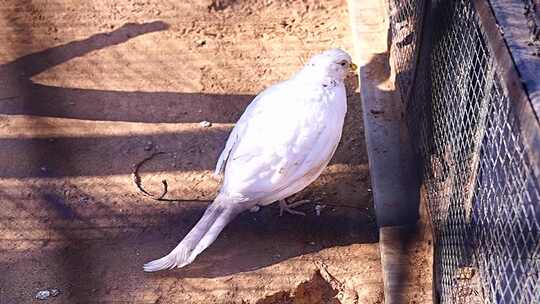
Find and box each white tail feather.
[143,199,243,272]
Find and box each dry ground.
[0,1,384,303]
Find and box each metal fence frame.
[388,0,540,303]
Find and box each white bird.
[143,48,357,272]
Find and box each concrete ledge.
[347,0,431,302]
[347,0,419,227]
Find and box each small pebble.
[144,141,153,151]
[249,205,260,212]
[196,39,206,46]
[35,288,59,300]
[35,290,50,300]
[200,120,212,128]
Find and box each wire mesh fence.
[388,0,540,303]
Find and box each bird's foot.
[279,199,310,216]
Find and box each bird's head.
[302,48,357,83]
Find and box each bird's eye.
[339,61,347,66]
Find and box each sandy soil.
[0,1,384,303]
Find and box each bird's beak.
[350,62,358,71]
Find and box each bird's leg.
[279,199,310,216]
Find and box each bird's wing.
[214,86,273,177]
[218,81,342,200]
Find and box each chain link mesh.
[388,0,540,303]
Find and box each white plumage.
[143,48,355,272]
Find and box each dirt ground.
[0,0,385,303]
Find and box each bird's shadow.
[141,199,377,279]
